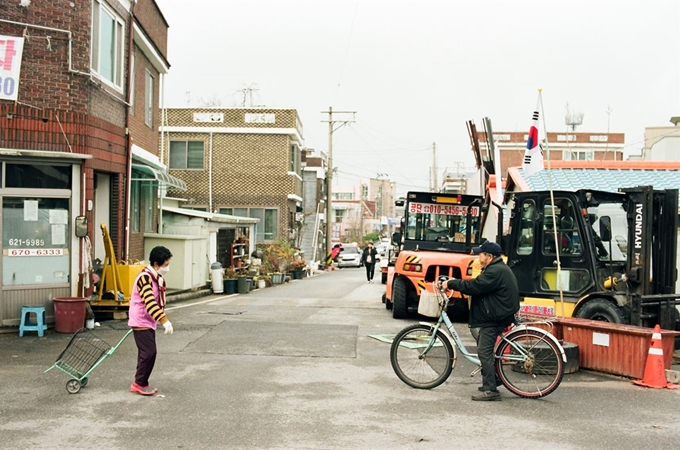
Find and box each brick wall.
[133,0,169,58]
[163,108,304,242]
[127,45,161,153]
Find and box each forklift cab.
[506,192,595,303]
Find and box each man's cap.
[472,241,502,256]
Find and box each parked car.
[337,245,362,268]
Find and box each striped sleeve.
[136,274,168,324]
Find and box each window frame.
[130,180,140,232]
[218,207,278,241]
[144,69,154,127]
[91,0,125,91]
[169,140,205,170]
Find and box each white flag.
[523,94,544,177]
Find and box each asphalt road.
[1,267,679,449]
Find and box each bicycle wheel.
[495,329,563,398]
[390,324,455,389]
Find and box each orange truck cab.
[385,191,487,320]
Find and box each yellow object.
[102,264,145,300]
[603,276,618,289]
[92,223,144,307]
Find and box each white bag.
[417,290,441,318]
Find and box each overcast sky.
[156,0,679,195]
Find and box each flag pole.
[538,88,565,318]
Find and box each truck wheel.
[392,277,408,319]
[575,298,625,323]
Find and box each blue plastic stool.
[19,306,47,337]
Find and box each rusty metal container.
[557,317,679,379]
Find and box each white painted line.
[166,294,239,311]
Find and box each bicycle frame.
[419,289,567,371]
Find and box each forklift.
[501,185,680,332]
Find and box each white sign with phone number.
[409,202,480,217]
[6,248,64,256]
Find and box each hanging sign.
[0,35,25,101]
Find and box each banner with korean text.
[0,35,25,101]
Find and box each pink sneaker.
[130,382,157,396]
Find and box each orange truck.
[384,191,487,320]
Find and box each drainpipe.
[159,73,166,234]
[209,131,213,212]
[123,1,137,259]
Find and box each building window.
[565,150,594,161]
[333,192,354,200]
[289,144,299,173]
[334,209,346,223]
[2,197,71,286]
[143,183,155,231]
[131,181,140,232]
[145,70,154,127]
[169,141,204,169]
[91,0,125,90]
[220,207,278,241]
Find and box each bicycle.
[390,282,567,398]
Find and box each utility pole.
[322,106,356,259]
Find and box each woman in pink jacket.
[128,246,173,396]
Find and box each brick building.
[161,107,305,250]
[0,0,173,326]
[478,131,625,180]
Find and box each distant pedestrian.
[128,246,174,396]
[361,241,378,283]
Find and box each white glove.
[162,321,174,335]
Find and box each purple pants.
[133,328,157,387]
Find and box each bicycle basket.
[417,289,441,317]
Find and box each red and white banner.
[0,35,25,101]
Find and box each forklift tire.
[575,298,625,323]
[392,277,408,319]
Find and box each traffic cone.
[632,325,680,389]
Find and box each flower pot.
[292,269,303,279]
[257,279,266,289]
[223,278,238,295]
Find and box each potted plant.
[223,267,239,295]
[290,259,306,280]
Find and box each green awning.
[131,164,187,191]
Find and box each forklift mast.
[620,186,678,295]
[620,186,679,328]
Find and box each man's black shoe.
[471,390,501,401]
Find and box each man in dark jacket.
[361,242,379,283]
[437,241,519,401]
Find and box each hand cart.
[45,328,133,394]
